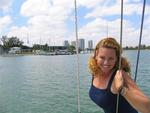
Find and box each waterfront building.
[0,45,4,54]
[63,40,69,46]
[8,47,21,54]
[78,38,85,51]
[88,40,93,49]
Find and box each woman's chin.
[101,68,112,74]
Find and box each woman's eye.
[100,56,105,60]
[109,57,113,60]
[109,57,114,61]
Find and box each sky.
[0,0,150,47]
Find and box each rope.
[116,0,124,113]
[134,0,146,82]
[74,0,81,113]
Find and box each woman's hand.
[111,70,150,113]
[111,70,124,94]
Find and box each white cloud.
[0,0,12,12]
[77,0,104,8]
[76,16,145,47]
[116,0,141,4]
[9,0,75,45]
[145,5,150,15]
[85,2,145,18]
[78,0,150,47]
[0,16,12,33]
[21,0,73,19]
[141,15,150,45]
[2,0,149,47]
[86,5,120,18]
[21,0,52,17]
[145,16,150,27]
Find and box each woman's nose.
[103,59,109,64]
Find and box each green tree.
[1,36,23,50]
[43,44,49,51]
[67,45,76,54]
[32,44,41,50]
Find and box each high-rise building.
[88,40,93,49]
[63,40,69,46]
[78,39,85,50]
[71,41,76,47]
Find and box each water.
[0,50,150,113]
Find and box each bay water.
[0,50,150,113]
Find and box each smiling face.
[96,47,117,74]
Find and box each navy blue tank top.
[89,71,138,113]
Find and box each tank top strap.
[107,69,117,90]
[91,75,94,84]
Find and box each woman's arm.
[123,72,150,113]
[111,70,150,113]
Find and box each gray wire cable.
[74,0,81,113]
[116,0,123,113]
[134,0,146,82]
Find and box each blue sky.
[0,0,150,47]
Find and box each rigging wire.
[116,0,123,113]
[116,0,147,112]
[74,0,81,113]
[134,0,146,82]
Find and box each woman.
[88,37,150,113]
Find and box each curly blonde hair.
[88,37,131,76]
